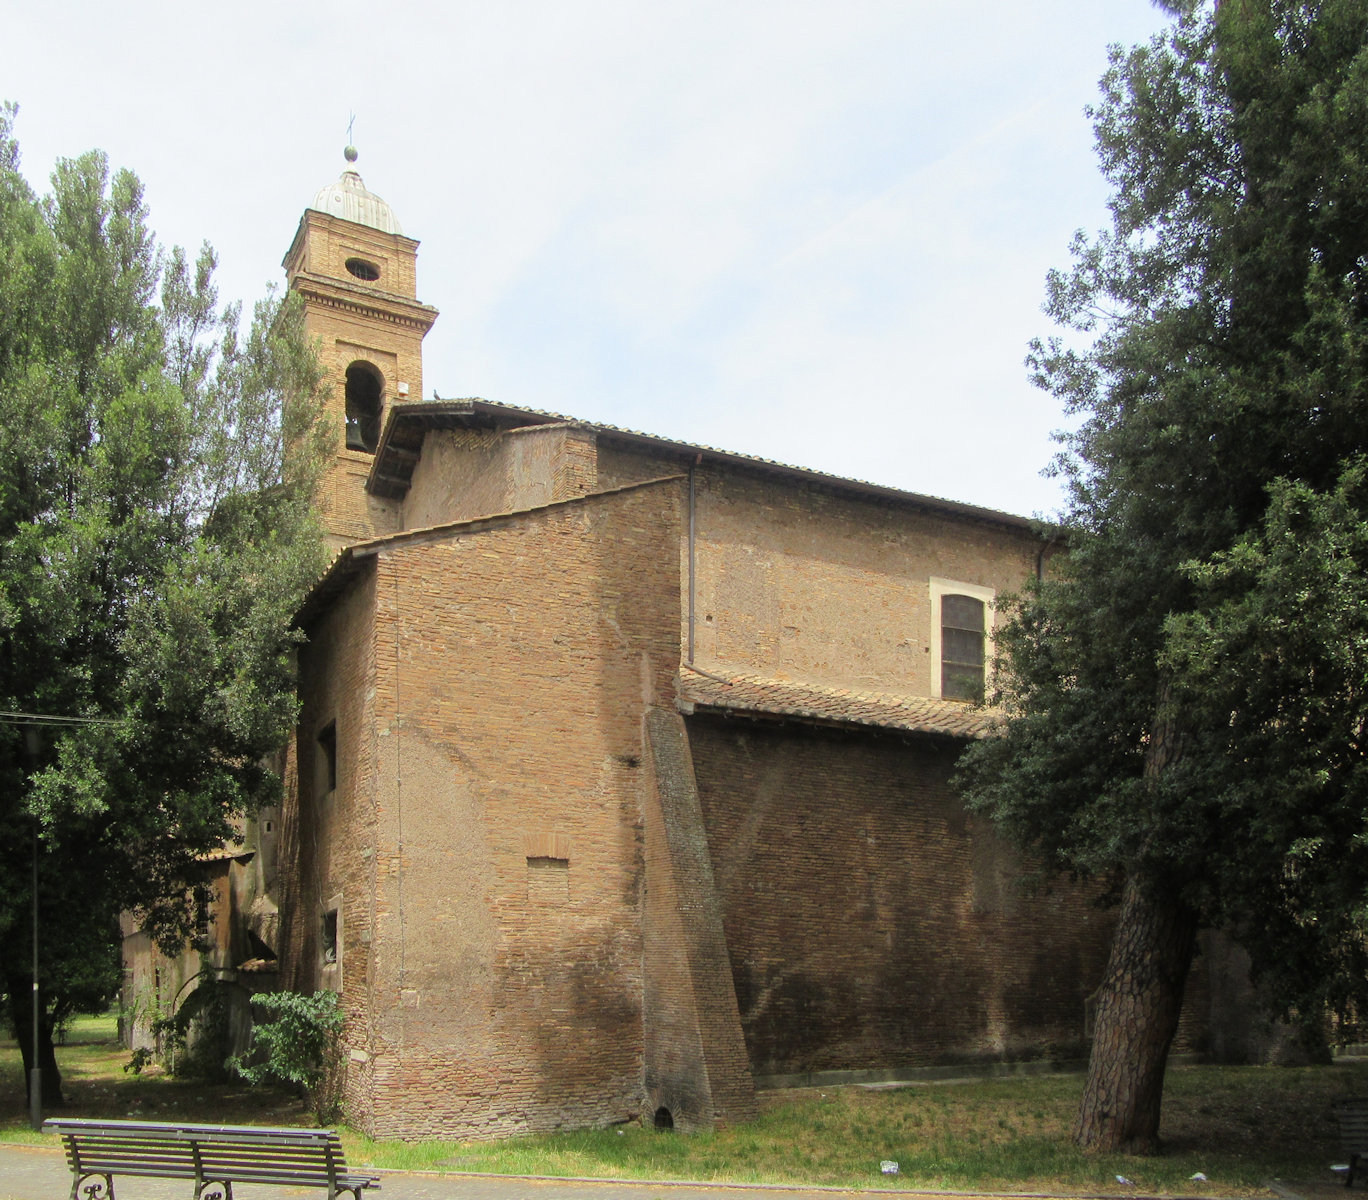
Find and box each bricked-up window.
[941,594,986,702]
[317,721,337,794]
[527,856,569,903]
[344,361,383,452]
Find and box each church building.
[245,151,1129,1139]
[128,151,1177,1140]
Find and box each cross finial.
[344,114,358,164]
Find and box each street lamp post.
[26,725,42,1132]
[1,710,116,1132]
[30,816,40,1130]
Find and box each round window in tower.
[345,257,381,282]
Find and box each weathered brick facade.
[129,157,1235,1140]
[271,383,1131,1137]
[687,718,1112,1079]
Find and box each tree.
[0,103,332,1105]
[958,0,1368,1152]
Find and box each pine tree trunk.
[1073,873,1197,1152]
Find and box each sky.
[2,0,1174,519]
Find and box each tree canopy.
[0,103,332,1102]
[958,0,1368,1152]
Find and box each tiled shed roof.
[676,666,998,739]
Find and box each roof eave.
[366,397,1047,534]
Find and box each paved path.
[1,1141,1325,1200]
[0,1141,1006,1200]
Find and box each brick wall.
[688,469,1038,695]
[403,428,507,528]
[642,707,757,1129]
[284,564,382,1119]
[319,455,402,552]
[284,209,435,549]
[281,429,1237,1134]
[687,716,1116,1078]
[294,478,685,1138]
[405,424,600,530]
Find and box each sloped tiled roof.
[676,666,998,739]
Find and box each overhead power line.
[0,711,118,726]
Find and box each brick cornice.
[291,273,439,334]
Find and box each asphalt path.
[1,1141,1326,1200]
[0,1141,1019,1200]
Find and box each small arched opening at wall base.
[345,361,383,452]
[653,1107,674,1130]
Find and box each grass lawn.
[5,1015,1365,1194]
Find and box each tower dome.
[310,147,403,235]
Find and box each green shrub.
[230,990,344,1123]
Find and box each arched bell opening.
[345,361,383,452]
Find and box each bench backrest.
[1336,1100,1368,1151]
[43,1119,355,1188]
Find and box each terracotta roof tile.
[676,666,999,739]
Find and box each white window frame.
[930,577,996,701]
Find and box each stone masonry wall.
[337,478,684,1138]
[688,717,1116,1079]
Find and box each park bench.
[43,1117,380,1200]
[1336,1099,1368,1187]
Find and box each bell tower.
[284,147,438,548]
